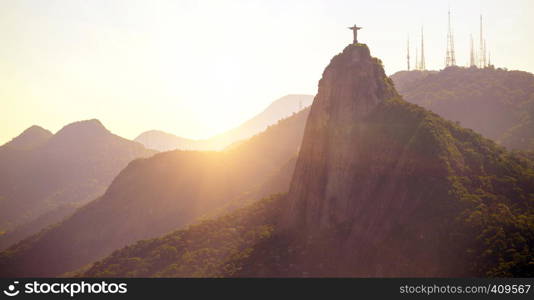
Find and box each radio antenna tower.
[415,45,419,70]
[483,39,487,67]
[445,8,456,67]
[469,34,476,67]
[407,35,411,70]
[479,15,485,68]
[420,26,426,70]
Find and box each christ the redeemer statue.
[348,25,362,44]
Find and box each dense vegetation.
[83,195,284,277]
[376,97,534,277]
[4,48,533,278]
[80,96,534,277]
[391,67,534,150]
[0,108,309,277]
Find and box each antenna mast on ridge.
[479,15,486,68]
[407,35,411,70]
[469,34,476,67]
[420,26,426,70]
[445,8,456,67]
[415,45,419,70]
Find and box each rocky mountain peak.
[285,44,398,231]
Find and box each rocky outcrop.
[281,44,498,276]
[62,44,534,278]
[285,44,399,230]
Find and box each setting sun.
[1,0,534,290]
[2,0,534,144]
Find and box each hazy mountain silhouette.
[82,45,534,278]
[391,67,534,151]
[134,130,205,151]
[0,119,155,250]
[135,94,313,151]
[0,126,52,152]
[0,108,309,277]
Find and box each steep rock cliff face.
[286,44,399,230]
[76,45,534,278]
[280,44,530,276]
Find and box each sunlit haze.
[1,0,533,144]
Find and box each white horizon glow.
[1,0,533,144]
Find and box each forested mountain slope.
[391,67,534,150]
[83,45,534,278]
[0,108,309,277]
[0,120,155,250]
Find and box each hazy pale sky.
[1,0,533,144]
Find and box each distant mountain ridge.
[135,130,204,151]
[0,126,52,151]
[135,94,313,151]
[391,67,534,151]
[0,108,310,277]
[0,119,155,250]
